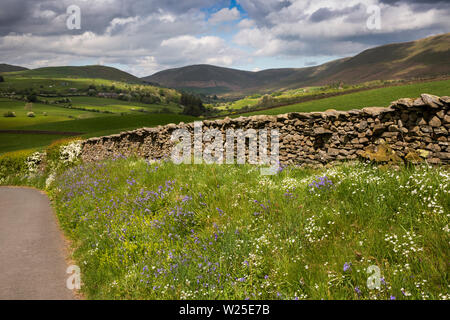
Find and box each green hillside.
[240,79,450,116]
[0,64,28,73]
[9,65,141,83]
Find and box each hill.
[10,65,142,83]
[0,64,28,73]
[143,33,450,96]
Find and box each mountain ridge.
[143,33,450,96]
[0,64,29,73]
[5,65,142,83]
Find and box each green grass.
[240,79,450,116]
[0,113,197,154]
[14,114,197,137]
[0,98,106,129]
[0,133,71,154]
[0,96,194,154]
[53,96,182,114]
[43,159,449,300]
[215,97,260,111]
[0,76,121,94]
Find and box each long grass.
[49,158,449,300]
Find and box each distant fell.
[143,33,450,96]
[0,64,29,73]
[11,65,142,83]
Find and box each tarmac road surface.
[0,187,76,300]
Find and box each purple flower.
[182,195,192,202]
[354,286,361,295]
[390,295,396,300]
[343,262,351,272]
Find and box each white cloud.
[233,0,450,58]
[209,7,241,24]
[237,18,255,29]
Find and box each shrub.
[45,137,82,170]
[27,93,38,103]
[0,149,36,181]
[3,111,16,117]
[27,112,36,118]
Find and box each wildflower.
[182,195,192,202]
[343,262,351,272]
[355,286,361,295]
[390,295,396,300]
[401,288,411,297]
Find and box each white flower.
[59,141,82,164]
[26,152,44,173]
[45,173,56,189]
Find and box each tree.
[0,75,5,82]
[27,93,38,103]
[180,93,206,117]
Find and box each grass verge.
[44,158,449,300]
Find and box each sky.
[0,0,449,77]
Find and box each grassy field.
[12,113,196,136]
[215,80,398,112]
[0,76,124,94]
[239,79,450,116]
[0,133,71,153]
[0,94,194,154]
[0,98,107,129]
[50,96,182,114]
[0,113,197,154]
[44,158,449,300]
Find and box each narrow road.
[0,187,76,300]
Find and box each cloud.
[0,0,448,76]
[209,7,241,24]
[233,0,450,59]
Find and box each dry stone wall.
[81,94,450,166]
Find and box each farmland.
[225,79,450,117]
[0,65,191,154]
[0,96,195,154]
